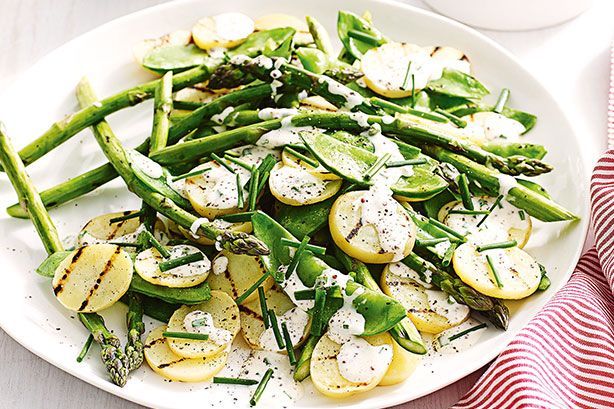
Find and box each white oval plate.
[0,0,590,408]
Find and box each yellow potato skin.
[269,163,342,206]
[379,339,421,386]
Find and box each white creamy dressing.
[388,261,432,287]
[317,76,363,110]
[189,216,211,237]
[185,163,247,212]
[281,266,315,311]
[129,150,164,179]
[429,318,487,355]
[212,12,254,41]
[431,239,452,259]
[135,244,210,278]
[497,174,519,197]
[211,106,235,125]
[257,108,298,121]
[424,290,469,323]
[258,307,309,352]
[256,126,315,148]
[183,310,233,345]
[212,255,229,275]
[462,112,526,141]
[297,90,309,100]
[336,336,393,383]
[269,165,331,204]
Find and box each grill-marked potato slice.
[380,263,469,334]
[254,13,313,45]
[52,244,133,313]
[144,325,227,382]
[192,13,254,50]
[310,333,393,398]
[76,211,168,247]
[207,251,273,304]
[281,149,341,181]
[453,242,541,299]
[269,163,342,206]
[134,245,210,288]
[329,191,416,264]
[166,291,240,358]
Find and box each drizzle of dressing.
[269,165,331,204]
[190,217,211,237]
[424,290,469,323]
[211,106,235,125]
[317,77,363,110]
[183,310,233,345]
[212,255,228,275]
[258,307,309,352]
[256,126,320,149]
[129,150,164,179]
[257,108,298,120]
[497,174,518,197]
[281,266,314,311]
[336,336,393,383]
[462,112,526,141]
[135,244,210,278]
[388,261,432,287]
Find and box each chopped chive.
[172,99,202,110]
[162,331,209,341]
[171,167,211,181]
[447,323,488,343]
[190,318,208,328]
[477,240,517,252]
[410,74,415,107]
[442,243,457,267]
[281,322,297,365]
[458,174,474,210]
[224,154,253,171]
[108,242,141,247]
[219,211,255,223]
[213,377,258,386]
[434,108,467,128]
[386,158,427,167]
[369,97,449,123]
[258,287,270,329]
[448,209,490,215]
[493,88,510,114]
[235,272,270,304]
[309,287,327,336]
[141,229,171,258]
[518,210,526,221]
[401,60,413,91]
[363,152,391,181]
[416,238,448,247]
[280,238,326,255]
[294,289,316,300]
[254,154,276,193]
[485,255,503,288]
[159,252,204,272]
[347,29,383,46]
[211,152,235,173]
[268,310,285,349]
[370,97,407,113]
[224,149,241,158]
[109,211,143,224]
[284,146,319,168]
[285,236,310,279]
[248,167,260,212]
[76,334,94,363]
[476,195,504,227]
[250,368,274,406]
[428,217,466,241]
[236,173,245,208]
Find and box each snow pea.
[427,69,490,100]
[35,250,73,278]
[275,196,336,239]
[337,10,388,60]
[481,141,547,160]
[129,274,211,305]
[143,44,210,74]
[450,104,537,132]
[251,211,407,336]
[226,28,297,58]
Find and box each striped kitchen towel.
[453,45,614,409]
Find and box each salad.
[0,9,577,406]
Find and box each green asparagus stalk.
[124,292,145,372]
[76,77,269,256]
[293,334,319,381]
[1,61,220,171]
[403,252,509,330]
[149,71,173,153]
[0,122,129,386]
[305,16,335,56]
[6,83,272,218]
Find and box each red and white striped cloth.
[452,44,614,409]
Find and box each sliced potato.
[329,191,416,264]
[300,96,338,112]
[207,250,273,304]
[240,286,309,351]
[254,13,312,45]
[380,263,469,334]
[192,13,254,50]
[439,197,532,248]
[310,334,393,398]
[173,87,218,104]
[177,219,252,246]
[144,325,227,382]
[134,245,210,288]
[52,244,133,313]
[462,112,525,142]
[167,291,240,358]
[379,337,421,386]
[453,242,541,299]
[269,163,342,206]
[281,149,341,181]
[133,30,192,66]
[424,45,471,72]
[76,211,168,247]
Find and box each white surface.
[423,0,593,31]
[0,0,611,408]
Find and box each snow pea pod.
[481,141,547,160]
[251,211,407,336]
[143,44,210,74]
[427,69,490,100]
[337,10,388,60]
[275,196,336,240]
[129,274,211,305]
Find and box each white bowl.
[423,0,593,31]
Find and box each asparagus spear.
[0,123,129,386]
[6,83,273,218]
[75,77,269,256]
[1,61,220,171]
[293,334,319,381]
[149,71,173,153]
[124,292,145,372]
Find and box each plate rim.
[0,0,591,408]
